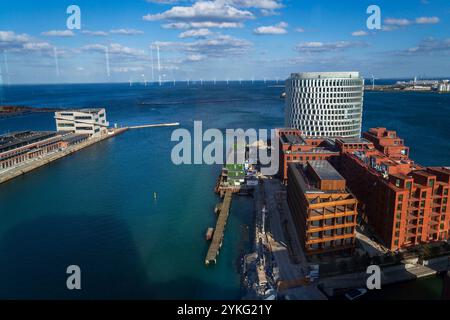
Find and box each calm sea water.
[0,81,449,299]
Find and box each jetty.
[0,128,128,185]
[205,190,233,265]
[128,122,179,129]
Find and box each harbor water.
[0,82,449,299]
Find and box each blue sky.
[0,0,449,84]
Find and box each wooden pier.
[205,190,233,265]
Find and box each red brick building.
[276,128,340,182]
[363,127,409,160]
[339,129,450,251]
[287,160,358,256]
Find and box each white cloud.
[82,43,145,58]
[383,16,440,31]
[295,27,305,33]
[153,34,252,58]
[295,41,368,53]
[415,16,440,24]
[143,1,254,22]
[0,31,54,54]
[394,37,450,55]
[41,30,75,37]
[23,42,53,51]
[146,0,187,3]
[81,30,109,36]
[351,30,368,37]
[185,54,206,62]
[110,28,144,35]
[225,0,283,9]
[253,22,287,35]
[384,18,413,26]
[0,31,30,47]
[111,66,145,73]
[179,28,212,38]
[162,21,243,29]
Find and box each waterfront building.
[286,160,358,256]
[284,72,364,138]
[276,128,340,182]
[55,108,109,137]
[437,81,450,93]
[0,131,62,170]
[339,128,450,251]
[0,131,90,171]
[362,127,409,160]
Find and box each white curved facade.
[285,72,364,138]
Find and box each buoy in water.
[153,192,157,200]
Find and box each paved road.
[262,178,327,300]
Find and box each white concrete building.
[438,81,450,92]
[285,72,364,138]
[55,108,109,137]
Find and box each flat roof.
[290,71,360,79]
[56,108,104,114]
[336,137,371,144]
[308,160,345,181]
[281,133,306,145]
[0,131,59,152]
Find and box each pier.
[0,128,128,185]
[205,190,233,265]
[128,122,179,129]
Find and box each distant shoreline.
[0,106,62,118]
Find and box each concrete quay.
[0,128,128,185]
[242,178,327,300]
[318,255,450,296]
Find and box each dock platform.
[205,190,233,265]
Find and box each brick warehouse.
[287,160,358,256]
[339,128,450,251]
[282,126,450,252]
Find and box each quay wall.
[0,128,128,185]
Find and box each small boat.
[344,288,367,300]
[205,228,214,241]
[153,192,157,200]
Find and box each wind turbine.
[370,74,378,90]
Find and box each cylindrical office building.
[285,72,364,138]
